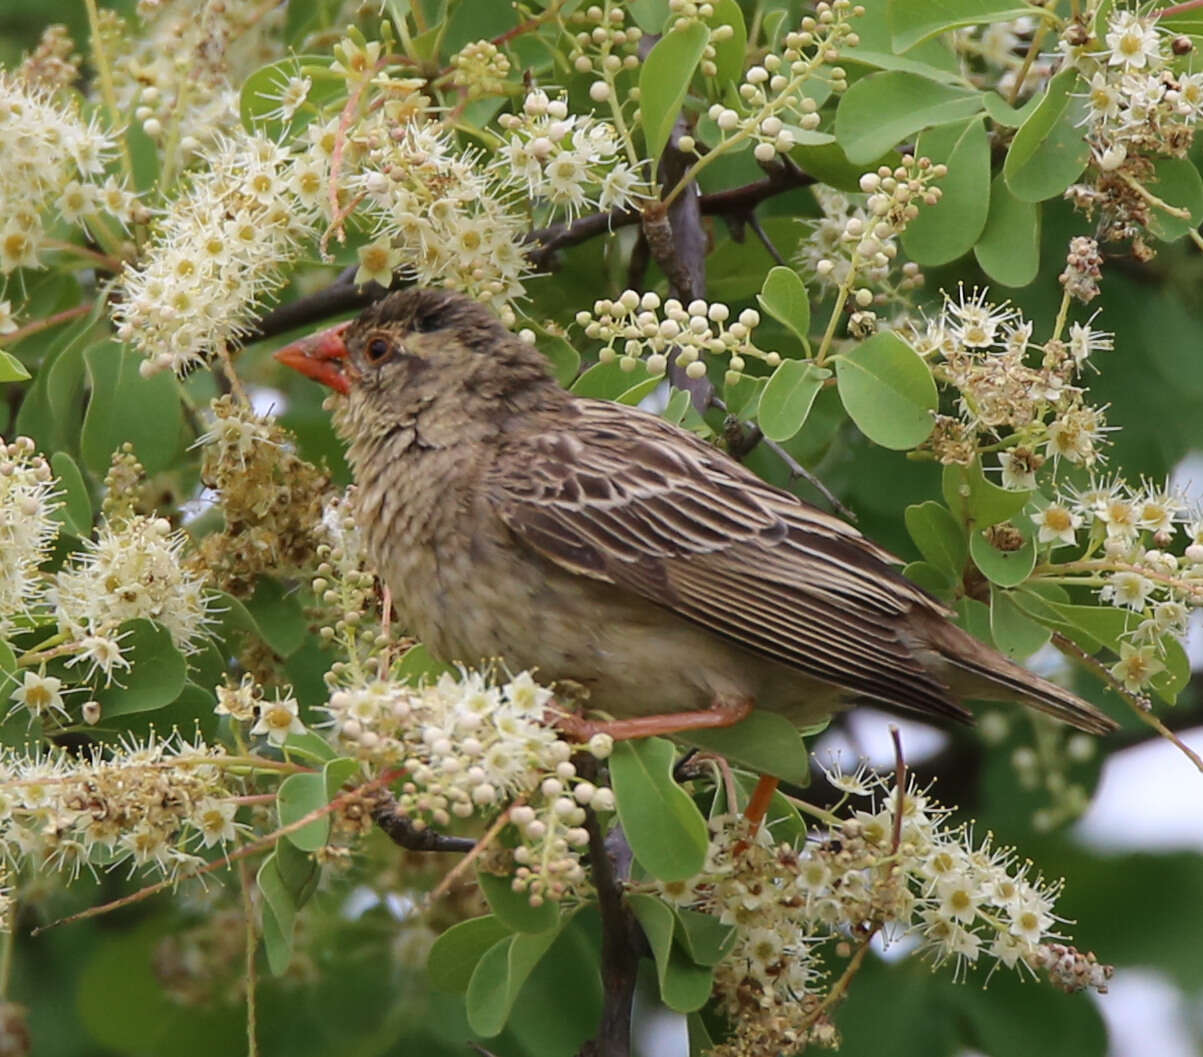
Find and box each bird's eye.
[365,337,392,364]
[412,310,444,334]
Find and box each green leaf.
[0,350,29,382]
[617,374,668,406]
[791,139,901,193]
[955,596,994,646]
[757,267,811,351]
[394,641,454,684]
[0,640,14,683]
[756,360,829,443]
[627,893,714,1013]
[981,90,1041,128]
[477,870,560,934]
[942,459,1032,527]
[49,451,91,537]
[93,620,187,718]
[282,730,339,764]
[274,833,320,908]
[989,586,1051,659]
[672,908,737,967]
[888,0,1035,51]
[257,852,297,975]
[902,560,955,595]
[627,0,669,33]
[570,359,660,401]
[834,72,983,164]
[244,576,308,658]
[610,738,709,882]
[1146,157,1203,242]
[974,172,1041,287]
[704,0,747,88]
[969,526,1036,587]
[723,372,766,420]
[466,925,564,1037]
[639,21,710,159]
[80,341,182,476]
[15,323,88,456]
[277,772,331,852]
[903,117,991,265]
[662,387,693,425]
[1003,68,1090,202]
[904,501,967,581]
[834,331,937,449]
[428,915,514,992]
[536,333,580,387]
[681,711,809,786]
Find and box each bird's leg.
[742,774,780,835]
[552,695,755,743]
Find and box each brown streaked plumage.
[275,287,1117,740]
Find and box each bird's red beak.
[273,321,353,395]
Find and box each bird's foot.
[549,696,755,744]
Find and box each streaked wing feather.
[487,398,966,720]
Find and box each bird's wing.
[485,399,970,721]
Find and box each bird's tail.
[926,619,1118,735]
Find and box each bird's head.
[274,287,557,439]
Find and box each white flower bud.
[541,777,563,797]
[592,788,616,811]
[754,141,777,163]
[588,733,614,759]
[590,81,611,102]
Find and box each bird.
[274,286,1117,766]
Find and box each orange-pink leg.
[743,774,780,835]
[552,696,755,743]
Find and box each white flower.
[1066,319,1113,365]
[1105,12,1163,71]
[193,798,238,846]
[1100,570,1153,610]
[0,300,18,334]
[1036,504,1082,547]
[9,672,67,718]
[250,691,305,746]
[1110,642,1164,691]
[943,287,1019,349]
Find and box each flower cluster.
[52,512,213,662]
[498,89,650,220]
[0,437,59,635]
[576,289,779,384]
[348,118,531,305]
[450,40,512,98]
[101,0,284,160]
[114,131,322,375]
[660,766,1110,1056]
[325,667,613,905]
[911,287,1111,469]
[681,1,861,169]
[565,4,644,91]
[1066,10,1203,251]
[0,71,132,275]
[193,396,332,594]
[0,734,244,885]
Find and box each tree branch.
[372,794,476,853]
[576,807,642,1057]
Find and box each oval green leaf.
[834,71,983,164]
[277,772,330,852]
[902,116,990,265]
[639,21,710,159]
[757,266,812,349]
[989,585,1051,659]
[974,172,1040,287]
[49,450,92,537]
[941,459,1032,527]
[889,0,1035,52]
[1146,157,1203,242]
[628,893,714,1013]
[1003,68,1090,202]
[834,331,937,449]
[681,710,809,786]
[0,350,29,383]
[93,619,187,718]
[756,359,828,443]
[466,925,564,1037]
[904,500,968,581]
[969,526,1036,587]
[610,737,709,882]
[428,915,513,993]
[477,869,561,934]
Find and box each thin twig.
[1051,631,1203,774]
[889,725,906,855]
[711,395,856,521]
[238,857,260,1057]
[746,213,788,266]
[0,302,96,346]
[427,805,515,904]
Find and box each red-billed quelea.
[275,287,1116,750]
